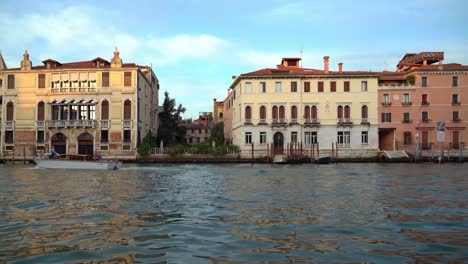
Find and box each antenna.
[300,45,303,68]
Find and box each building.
[213,98,224,124]
[227,56,380,158]
[378,52,467,156]
[0,49,159,160]
[222,87,234,144]
[182,112,212,144]
[0,52,7,144]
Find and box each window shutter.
[124,72,132,86]
[8,75,15,89]
[330,81,336,92]
[318,82,324,92]
[344,81,350,92]
[38,74,46,88]
[101,100,109,120]
[304,82,310,92]
[102,72,109,87]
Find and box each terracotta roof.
[5,60,140,71]
[241,66,379,77]
[411,63,468,72]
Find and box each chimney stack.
[323,56,330,73]
[232,75,237,81]
[338,63,343,73]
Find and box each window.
[199,129,202,134]
[311,106,317,119]
[421,77,427,87]
[88,105,95,120]
[37,130,45,143]
[245,132,252,144]
[337,131,350,145]
[330,81,336,92]
[304,106,310,119]
[101,100,109,120]
[272,106,278,119]
[344,81,350,92]
[404,132,412,145]
[291,132,298,143]
[123,130,131,142]
[219,112,223,118]
[304,132,318,145]
[279,106,285,119]
[452,94,459,104]
[260,106,266,121]
[403,112,410,122]
[361,105,368,119]
[245,82,252,93]
[6,102,14,121]
[102,72,109,87]
[404,93,410,103]
[37,102,45,121]
[318,82,324,92]
[381,113,391,123]
[291,81,297,92]
[383,94,390,103]
[361,81,368,92]
[259,82,266,93]
[205,129,208,134]
[101,130,109,143]
[422,111,429,121]
[245,106,252,122]
[204,137,208,142]
[197,137,200,143]
[38,74,45,88]
[124,100,131,119]
[361,131,368,144]
[189,137,193,144]
[337,105,343,119]
[422,94,428,104]
[291,106,297,120]
[124,72,132,86]
[344,105,350,118]
[7,75,15,89]
[260,132,267,144]
[275,82,281,93]
[5,131,14,144]
[304,82,310,92]
[453,111,460,121]
[452,76,459,87]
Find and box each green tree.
[211,121,224,145]
[157,91,187,146]
[137,130,154,156]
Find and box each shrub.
[168,144,186,156]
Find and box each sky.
[1,0,467,118]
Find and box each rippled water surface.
[0,163,467,263]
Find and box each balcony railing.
[122,120,132,129]
[402,101,412,106]
[289,118,298,124]
[46,120,97,129]
[449,142,464,150]
[381,102,392,106]
[337,118,353,124]
[5,121,15,130]
[258,119,267,125]
[452,118,461,123]
[272,118,287,124]
[361,118,370,124]
[244,119,253,125]
[402,119,413,123]
[421,143,433,150]
[304,118,320,124]
[452,101,461,106]
[51,87,96,94]
[36,121,45,128]
[100,120,110,129]
[421,118,431,123]
[421,101,430,106]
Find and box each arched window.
[260,106,266,120]
[101,100,109,120]
[37,102,45,121]
[291,106,297,119]
[312,105,318,119]
[272,106,278,119]
[304,106,310,119]
[6,102,14,121]
[344,105,351,118]
[123,100,131,120]
[279,106,285,119]
[337,105,343,119]
[361,105,368,119]
[245,106,252,120]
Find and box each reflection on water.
[0,163,467,263]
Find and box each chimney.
[323,56,330,73]
[338,63,343,73]
[232,75,237,81]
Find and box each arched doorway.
[273,132,284,154]
[51,133,67,154]
[78,132,94,155]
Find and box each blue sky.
[1,0,467,118]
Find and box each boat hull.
[34,159,122,170]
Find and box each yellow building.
[213,98,224,124]
[228,56,380,158]
[0,49,158,160]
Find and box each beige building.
[0,49,158,160]
[213,98,224,124]
[227,57,380,158]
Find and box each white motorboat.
[34,154,122,170]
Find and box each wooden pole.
[300,142,303,158]
[317,142,320,158]
[23,145,26,164]
[336,142,339,161]
[331,142,334,158]
[251,142,254,160]
[311,143,314,160]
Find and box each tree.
[156,91,187,146]
[211,121,224,145]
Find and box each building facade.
[228,57,380,158]
[182,113,212,144]
[0,49,158,160]
[378,52,468,156]
[213,98,224,124]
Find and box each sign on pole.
[437,121,445,142]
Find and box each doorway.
[78,132,94,155]
[51,133,67,154]
[273,132,284,154]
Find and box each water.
[0,163,467,263]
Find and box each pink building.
[378,52,468,158]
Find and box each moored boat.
[34,154,122,170]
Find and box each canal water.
[0,163,467,263]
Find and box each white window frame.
[275,82,281,93]
[245,82,252,93]
[361,131,368,144]
[245,132,252,144]
[260,132,266,144]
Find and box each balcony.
[51,87,96,94]
[36,121,45,129]
[402,119,413,123]
[272,118,287,124]
[452,118,461,123]
[5,121,14,130]
[452,101,461,106]
[289,118,298,125]
[378,84,416,89]
[361,118,370,124]
[421,118,431,123]
[402,101,412,106]
[100,120,110,129]
[46,120,96,129]
[421,143,433,150]
[421,101,430,106]
[381,102,392,106]
[122,120,132,129]
[244,119,253,125]
[449,142,464,149]
[337,118,353,125]
[258,119,268,125]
